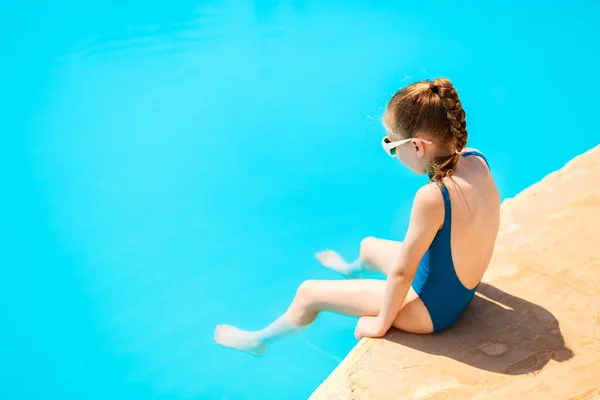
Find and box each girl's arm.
[376,184,445,330]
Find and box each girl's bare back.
[446,149,500,290]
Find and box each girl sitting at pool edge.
[215,77,501,356]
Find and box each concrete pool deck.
[310,145,600,400]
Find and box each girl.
[214,78,500,356]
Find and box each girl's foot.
[214,325,268,356]
[315,250,363,278]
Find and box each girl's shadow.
[387,282,574,375]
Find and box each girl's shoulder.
[414,182,446,216]
[404,183,446,242]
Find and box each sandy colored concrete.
[310,145,600,400]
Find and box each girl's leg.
[214,279,432,356]
[316,237,403,277]
[215,280,384,356]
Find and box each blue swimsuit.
[411,151,491,332]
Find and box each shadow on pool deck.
[386,282,574,376]
[311,146,600,399]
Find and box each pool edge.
[309,144,600,400]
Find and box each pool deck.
[310,145,600,400]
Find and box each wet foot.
[214,325,268,357]
[315,250,362,278]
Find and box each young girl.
[214,78,500,356]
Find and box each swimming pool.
[2,1,599,399]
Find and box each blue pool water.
[2,1,599,399]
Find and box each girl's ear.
[413,141,424,158]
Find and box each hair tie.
[429,82,439,94]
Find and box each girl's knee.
[290,280,319,324]
[360,236,377,256]
[360,236,376,258]
[295,280,317,303]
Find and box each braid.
[427,78,468,184]
[431,79,468,152]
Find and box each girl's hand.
[354,316,389,340]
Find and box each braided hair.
[385,77,468,184]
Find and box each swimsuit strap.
[462,150,491,170]
[438,183,452,229]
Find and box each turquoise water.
[2,1,599,399]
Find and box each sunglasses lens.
[382,137,396,157]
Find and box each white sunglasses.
[381,136,432,157]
